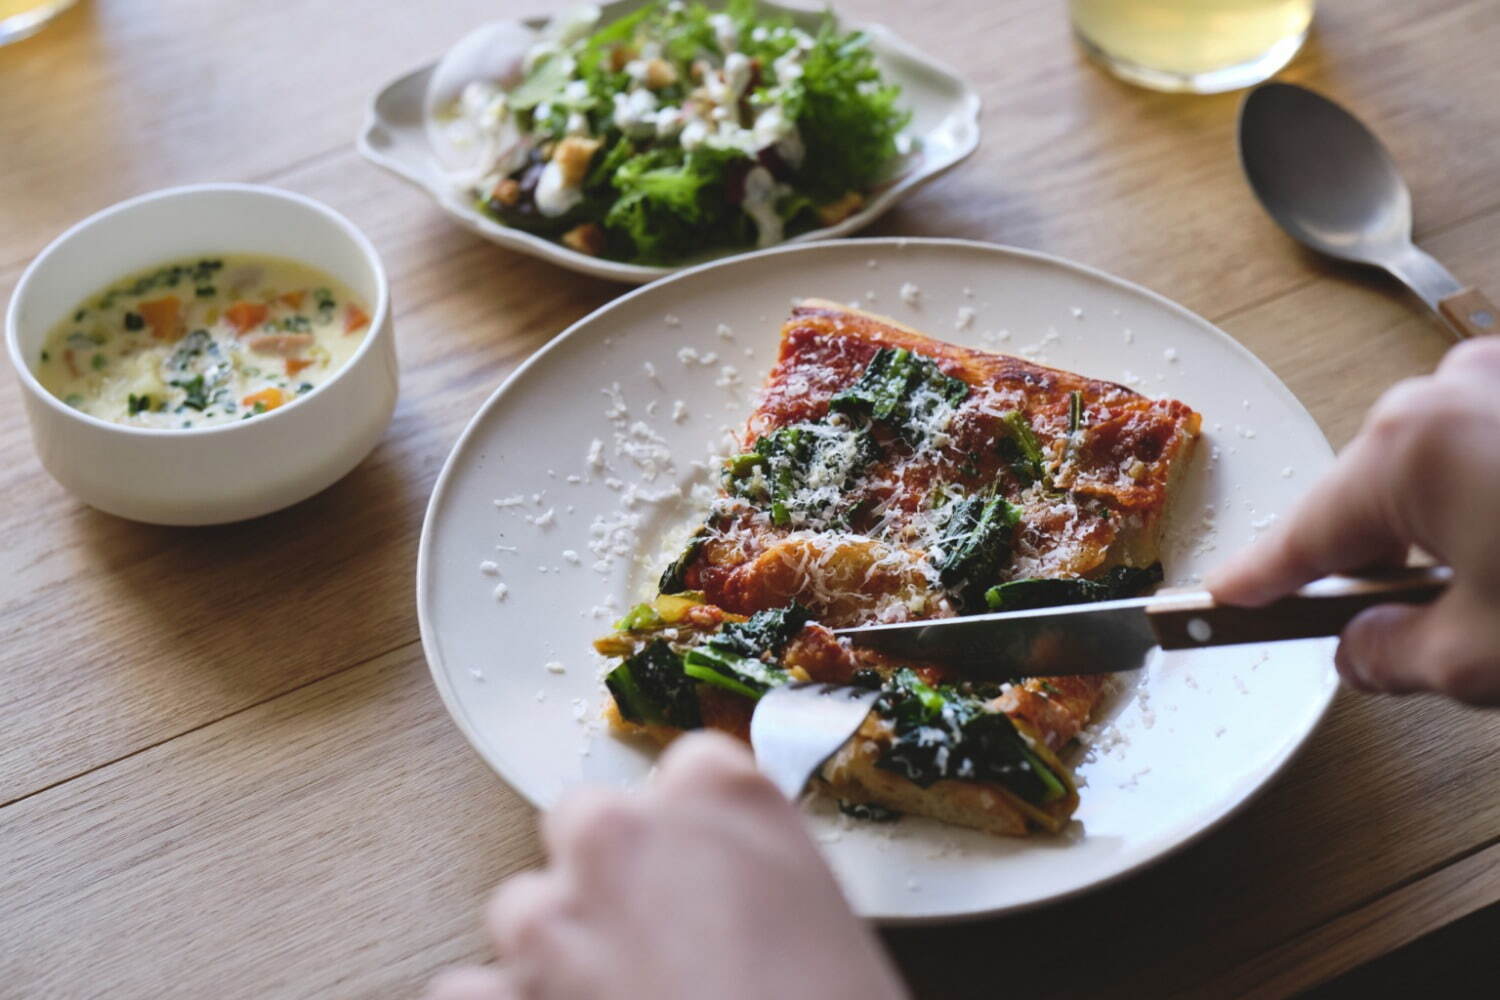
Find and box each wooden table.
[2,1,1497,996]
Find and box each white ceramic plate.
[357,1,980,284]
[417,238,1339,923]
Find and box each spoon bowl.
[1239,83,1412,265]
[1237,82,1495,339]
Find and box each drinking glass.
[0,0,76,47]
[1069,0,1315,94]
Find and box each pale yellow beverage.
[1070,0,1314,93]
[0,0,76,47]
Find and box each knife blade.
[832,566,1451,679]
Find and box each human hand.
[423,731,908,1000]
[1207,337,1500,704]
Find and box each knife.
[832,566,1451,678]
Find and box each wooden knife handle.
[1438,287,1499,340]
[1146,566,1452,651]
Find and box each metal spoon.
[1238,82,1496,340]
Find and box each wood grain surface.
[2,1,1498,997]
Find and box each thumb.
[1336,589,1500,704]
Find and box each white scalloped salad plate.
[416,238,1340,923]
[357,0,981,284]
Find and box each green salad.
[440,1,912,264]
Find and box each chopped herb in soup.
[34,254,372,429]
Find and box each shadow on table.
[1303,902,1500,999]
[65,431,423,707]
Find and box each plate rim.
[355,1,983,284]
[415,236,1339,923]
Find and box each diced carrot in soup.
[224,301,269,334]
[285,357,315,376]
[344,304,370,334]
[278,290,305,309]
[242,387,284,411]
[138,297,183,339]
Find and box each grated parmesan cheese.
[1136,687,1156,730]
[614,420,675,481]
[588,508,643,574]
[602,383,628,421]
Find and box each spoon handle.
[1437,288,1499,339]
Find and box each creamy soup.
[34,254,372,429]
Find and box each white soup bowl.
[5,183,398,525]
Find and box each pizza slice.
[595,301,1201,835]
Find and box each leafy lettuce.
[482,0,911,263]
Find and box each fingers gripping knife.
[832,567,1451,673]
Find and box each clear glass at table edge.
[1069,0,1316,94]
[0,0,76,47]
